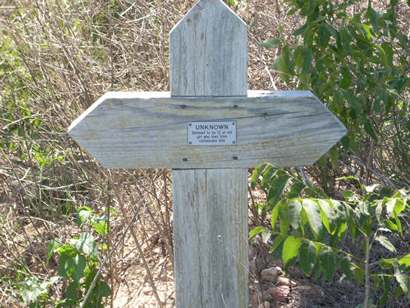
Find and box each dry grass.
[0,0,409,307]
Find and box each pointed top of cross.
[170,0,248,97]
[170,0,246,34]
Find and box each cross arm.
[68,91,346,169]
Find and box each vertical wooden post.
[170,0,248,307]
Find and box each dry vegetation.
[0,0,409,307]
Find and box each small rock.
[260,267,280,283]
[264,286,290,302]
[276,276,297,287]
[274,266,284,276]
[153,246,162,254]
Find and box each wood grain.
[170,0,247,97]
[68,90,347,169]
[171,1,249,307]
[172,169,248,308]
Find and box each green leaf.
[318,23,331,47]
[394,264,410,299]
[375,200,383,223]
[260,38,280,49]
[72,255,86,282]
[72,233,98,258]
[21,277,50,305]
[302,199,323,238]
[250,164,263,188]
[386,219,399,232]
[261,165,275,189]
[318,199,335,234]
[270,234,286,254]
[338,28,352,53]
[65,281,79,302]
[320,247,337,280]
[57,250,85,282]
[294,23,308,36]
[56,243,77,257]
[77,206,94,225]
[282,236,302,266]
[361,24,373,40]
[274,46,293,80]
[95,280,111,298]
[267,171,290,207]
[302,48,313,75]
[399,254,410,267]
[395,217,403,236]
[249,226,267,239]
[93,220,108,236]
[386,197,406,219]
[367,7,379,32]
[225,0,237,6]
[394,198,406,217]
[287,181,305,198]
[279,201,290,234]
[381,42,393,67]
[340,66,352,89]
[58,254,75,278]
[375,235,397,253]
[271,200,282,229]
[375,274,392,306]
[340,256,354,280]
[299,240,317,274]
[288,199,302,229]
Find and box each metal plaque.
[187,121,237,146]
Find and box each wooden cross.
[68,0,346,307]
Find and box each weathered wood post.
[170,1,248,307]
[68,0,346,307]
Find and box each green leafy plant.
[46,207,111,307]
[20,276,60,308]
[262,0,410,187]
[257,3,410,303]
[251,182,410,307]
